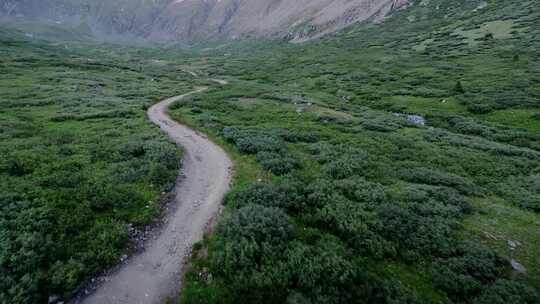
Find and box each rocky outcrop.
[391,0,410,11]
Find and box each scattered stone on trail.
[120,254,128,263]
[510,259,527,274]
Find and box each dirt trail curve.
[76,81,232,304]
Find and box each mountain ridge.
[0,0,410,44]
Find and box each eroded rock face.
[392,0,410,10]
[0,0,409,43]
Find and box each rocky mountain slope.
[0,0,410,43]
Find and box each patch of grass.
[482,108,540,133]
[385,95,467,116]
[463,197,540,286]
[454,20,519,46]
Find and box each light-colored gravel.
[76,84,232,304]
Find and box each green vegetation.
[2,0,540,303]
[0,29,195,302]
[177,0,540,303]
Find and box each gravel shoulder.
[76,85,233,304]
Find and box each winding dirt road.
[78,83,232,304]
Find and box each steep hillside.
[0,0,409,43]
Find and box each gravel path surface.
[76,84,232,304]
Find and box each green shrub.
[211,205,296,299]
[120,141,146,159]
[397,184,471,214]
[333,176,388,207]
[84,182,146,211]
[361,118,401,132]
[284,238,354,299]
[311,194,390,257]
[223,127,284,154]
[376,201,458,257]
[423,129,540,160]
[454,81,465,94]
[285,237,418,304]
[397,167,479,195]
[0,199,54,303]
[433,242,507,302]
[468,103,493,114]
[143,140,179,170]
[257,151,302,175]
[4,156,35,176]
[217,205,295,247]
[322,153,369,179]
[473,279,539,304]
[229,183,286,209]
[447,116,540,150]
[496,174,540,211]
[49,259,85,294]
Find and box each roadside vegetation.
[0,30,194,302]
[178,0,540,303]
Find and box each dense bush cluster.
[50,109,136,122]
[184,118,537,303]
[204,181,425,304]
[180,2,540,298]
[0,33,188,302]
[223,127,313,175]
[423,129,539,161]
[397,167,479,195]
[447,116,540,151]
[1,132,180,302]
[495,174,540,212]
[191,165,537,303]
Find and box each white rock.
[510,259,527,274]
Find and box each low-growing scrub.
[177,82,538,303]
[0,32,191,302]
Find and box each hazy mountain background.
[2,0,540,303]
[0,0,410,44]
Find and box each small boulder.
[510,259,527,274]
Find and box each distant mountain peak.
[0,0,410,44]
